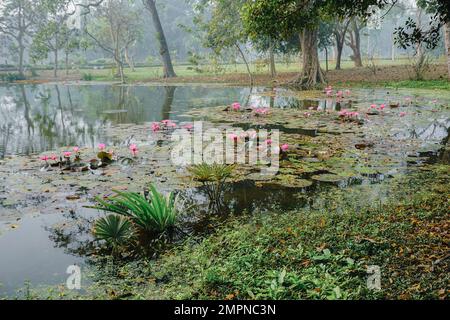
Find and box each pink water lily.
[50,154,58,161]
[265,139,273,145]
[73,146,80,153]
[229,133,239,142]
[98,143,106,150]
[370,104,377,109]
[399,112,406,117]
[379,104,386,110]
[63,151,72,158]
[151,122,160,132]
[345,89,351,96]
[336,90,343,97]
[40,155,49,162]
[182,123,193,130]
[303,112,311,117]
[161,119,172,124]
[326,90,333,97]
[254,107,269,115]
[129,144,138,157]
[280,144,289,153]
[232,102,241,111]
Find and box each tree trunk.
[334,20,350,70]
[235,43,253,85]
[292,28,325,89]
[445,22,450,81]
[54,49,58,78]
[65,51,69,76]
[335,42,343,70]
[18,43,25,76]
[269,41,276,77]
[125,47,135,72]
[346,19,363,67]
[325,47,329,72]
[145,0,176,78]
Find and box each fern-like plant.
[88,184,178,233]
[94,214,135,253]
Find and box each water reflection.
[0,84,302,157]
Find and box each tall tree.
[0,0,37,75]
[394,0,450,80]
[332,18,351,70]
[31,0,76,77]
[345,18,364,67]
[143,0,176,78]
[84,0,142,83]
[242,0,387,88]
[190,0,254,84]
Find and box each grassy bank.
[28,164,449,300]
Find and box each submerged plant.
[89,184,178,233]
[94,214,135,253]
[188,163,235,213]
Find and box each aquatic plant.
[280,144,289,153]
[151,122,161,132]
[400,112,407,117]
[188,163,235,213]
[129,144,138,157]
[232,102,241,111]
[94,214,135,253]
[98,143,106,151]
[89,184,179,233]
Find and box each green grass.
[87,58,418,82]
[338,79,450,90]
[32,164,448,300]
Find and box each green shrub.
[0,73,27,82]
[82,73,93,81]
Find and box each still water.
[0,84,303,157]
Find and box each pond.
[0,83,449,297]
[0,84,302,157]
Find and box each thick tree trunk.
[335,42,343,70]
[269,42,276,77]
[444,22,450,81]
[145,0,176,78]
[292,28,325,89]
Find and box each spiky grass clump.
[94,214,135,253]
[188,163,234,183]
[90,184,178,233]
[188,163,235,213]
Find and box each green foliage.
[82,73,94,81]
[188,163,235,183]
[94,214,135,249]
[89,184,179,233]
[188,163,235,213]
[0,73,27,82]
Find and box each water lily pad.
[311,174,345,183]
